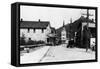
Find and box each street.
[20,46,51,64]
[20,45,95,64]
[40,45,95,62]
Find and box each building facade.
[20,19,50,43]
[61,21,67,43]
[20,19,56,45]
[75,16,96,48]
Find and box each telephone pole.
[81,9,93,47]
[69,18,72,41]
[82,9,93,27]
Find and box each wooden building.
[20,19,56,45]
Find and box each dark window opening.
[42,29,44,33]
[33,28,35,33]
[28,28,30,33]
[51,30,54,33]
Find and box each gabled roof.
[78,16,94,23]
[50,27,55,31]
[56,16,95,37]
[72,16,95,31]
[20,20,50,29]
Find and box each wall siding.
[20,28,47,42]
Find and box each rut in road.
[38,46,53,62]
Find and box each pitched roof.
[20,20,50,29]
[50,27,55,31]
[56,16,95,37]
[71,16,95,31]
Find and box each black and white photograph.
[19,4,97,64]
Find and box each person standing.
[83,25,91,52]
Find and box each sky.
[20,5,95,29]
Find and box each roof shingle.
[20,20,50,29]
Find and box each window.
[33,28,35,33]
[27,28,30,33]
[63,37,65,40]
[42,29,44,33]
[51,30,54,33]
[62,34,65,36]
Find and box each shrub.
[20,36,26,45]
[20,35,45,45]
[26,40,45,45]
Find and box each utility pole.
[81,9,93,47]
[69,18,72,41]
[82,9,93,27]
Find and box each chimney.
[39,19,40,22]
[63,20,65,27]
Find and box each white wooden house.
[20,19,56,44]
[20,19,50,42]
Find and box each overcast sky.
[20,5,95,29]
